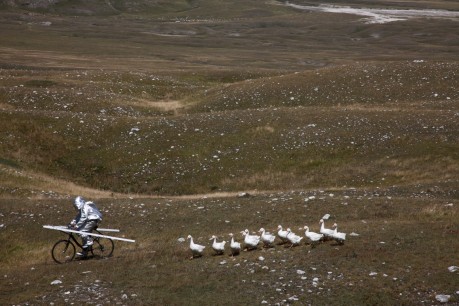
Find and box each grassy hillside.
[0,0,458,305]
[1,192,458,305]
[1,61,458,196]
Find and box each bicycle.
[51,227,114,264]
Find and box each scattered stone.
[322,214,331,220]
[296,270,306,275]
[435,294,450,303]
[50,280,62,285]
[448,266,458,272]
[177,237,185,243]
[369,272,378,276]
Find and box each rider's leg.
[77,220,99,256]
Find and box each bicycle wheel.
[52,240,76,264]
[91,231,114,258]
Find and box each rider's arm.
[70,210,81,228]
[75,206,88,230]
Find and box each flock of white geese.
[186,219,346,258]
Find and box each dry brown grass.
[1,191,458,305]
[0,165,117,199]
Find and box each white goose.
[259,227,276,248]
[286,228,303,248]
[209,235,226,255]
[187,235,205,258]
[302,225,324,247]
[241,229,260,250]
[319,219,335,240]
[331,223,346,244]
[277,225,289,244]
[228,233,241,256]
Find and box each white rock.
[448,266,458,272]
[50,280,62,285]
[220,260,227,265]
[238,192,250,198]
[435,294,450,303]
[177,237,185,243]
[258,256,265,261]
[121,294,128,300]
[297,270,306,275]
[322,214,330,220]
[349,232,360,236]
[369,272,378,276]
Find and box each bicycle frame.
[61,231,85,251]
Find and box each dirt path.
[0,164,265,200]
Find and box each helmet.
[74,196,85,209]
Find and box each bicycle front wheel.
[52,240,75,264]
[91,231,114,258]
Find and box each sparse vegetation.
[0,0,458,305]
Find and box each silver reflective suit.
[72,196,103,249]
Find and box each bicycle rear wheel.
[52,240,75,264]
[91,231,114,258]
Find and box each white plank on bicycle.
[96,228,120,232]
[53,225,120,232]
[43,225,136,243]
